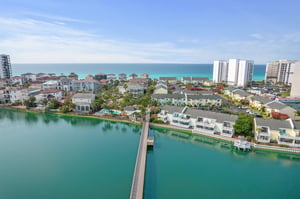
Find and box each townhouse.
[254,118,300,147]
[265,101,297,120]
[248,95,272,110]
[158,105,238,137]
[181,77,209,85]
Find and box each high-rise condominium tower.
[0,54,12,79]
[290,62,300,97]
[265,60,295,85]
[213,59,253,87]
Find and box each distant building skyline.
[0,1,299,63]
[213,59,254,87]
[0,54,12,79]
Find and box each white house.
[42,80,58,90]
[72,93,95,113]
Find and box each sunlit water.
[0,109,299,199]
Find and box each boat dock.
[130,111,153,199]
[234,140,251,151]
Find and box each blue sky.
[0,0,299,63]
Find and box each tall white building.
[0,54,12,79]
[213,59,254,87]
[213,60,228,83]
[291,62,300,97]
[265,60,295,85]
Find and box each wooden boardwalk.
[130,112,151,199]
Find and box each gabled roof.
[294,121,300,130]
[159,77,177,81]
[255,118,292,130]
[151,94,185,99]
[182,77,209,81]
[185,90,213,95]
[72,93,95,99]
[188,95,222,100]
[225,86,236,92]
[232,89,251,97]
[40,89,61,94]
[251,95,273,104]
[155,84,168,90]
[265,101,287,110]
[161,105,185,114]
[185,108,238,123]
[124,106,136,111]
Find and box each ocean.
[12,63,266,81]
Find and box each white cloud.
[250,33,263,39]
[0,17,206,63]
[0,16,299,64]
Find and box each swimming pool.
[100,109,121,115]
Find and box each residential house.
[10,76,24,86]
[95,73,107,81]
[186,108,238,137]
[118,73,127,81]
[151,94,186,106]
[68,72,78,80]
[265,101,297,120]
[72,93,95,113]
[85,75,95,80]
[223,86,236,96]
[159,77,177,84]
[140,73,149,79]
[187,95,222,107]
[5,88,29,103]
[153,84,168,94]
[72,79,101,92]
[127,78,148,97]
[123,106,141,116]
[158,105,238,137]
[39,89,62,101]
[157,105,187,126]
[129,73,138,80]
[231,89,252,101]
[185,90,213,96]
[248,95,273,110]
[42,80,58,90]
[181,77,209,85]
[57,77,73,91]
[254,118,299,147]
[0,89,4,103]
[21,73,37,82]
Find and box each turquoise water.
[100,109,121,114]
[1,109,299,199]
[12,63,266,81]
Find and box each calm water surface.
[0,109,299,199]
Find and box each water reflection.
[153,126,300,164]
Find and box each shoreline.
[1,106,300,155]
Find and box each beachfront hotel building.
[0,54,12,79]
[290,62,300,97]
[265,60,296,85]
[213,59,254,87]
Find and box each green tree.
[59,98,75,113]
[47,99,60,109]
[24,96,36,109]
[90,96,104,112]
[233,113,254,137]
[41,98,48,106]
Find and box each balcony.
[221,130,234,137]
[255,132,270,143]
